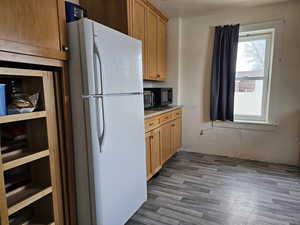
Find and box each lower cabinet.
[145,128,161,180]
[160,122,172,164]
[161,118,182,164]
[144,108,182,180]
[172,118,182,155]
[145,132,152,180]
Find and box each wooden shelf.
[3,150,50,171]
[30,222,55,225]
[0,111,47,124]
[9,209,55,225]
[7,186,53,216]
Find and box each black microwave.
[144,88,173,109]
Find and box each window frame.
[234,29,275,123]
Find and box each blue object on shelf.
[65,1,87,23]
[0,84,7,116]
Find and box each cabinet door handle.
[62,45,69,52]
[149,122,154,126]
[157,74,161,78]
[172,124,175,127]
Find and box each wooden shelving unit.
[0,67,64,225]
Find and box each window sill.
[213,120,278,131]
[234,120,278,126]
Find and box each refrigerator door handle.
[93,40,103,94]
[83,96,105,153]
[96,96,105,153]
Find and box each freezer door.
[93,22,143,94]
[88,94,147,225]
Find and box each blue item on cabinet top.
[65,1,87,23]
[0,84,7,116]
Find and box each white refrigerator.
[68,18,147,225]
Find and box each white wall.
[180,1,300,165]
[143,18,182,105]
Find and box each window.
[234,29,274,122]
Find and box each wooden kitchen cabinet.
[160,122,172,164]
[144,108,182,180]
[132,0,148,78]
[150,128,161,175]
[161,118,181,163]
[144,5,167,81]
[157,18,167,81]
[130,0,168,81]
[147,8,158,81]
[160,112,182,164]
[176,118,182,150]
[0,0,68,60]
[171,118,182,156]
[145,128,161,180]
[145,132,152,180]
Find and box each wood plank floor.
[127,151,300,225]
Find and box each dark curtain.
[210,24,240,121]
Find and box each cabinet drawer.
[159,112,173,124]
[173,109,182,118]
[145,117,160,132]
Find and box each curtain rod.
[209,18,286,29]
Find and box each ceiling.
[148,0,289,17]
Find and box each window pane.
[234,32,273,121]
[236,38,267,78]
[234,80,264,117]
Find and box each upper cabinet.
[129,0,168,81]
[146,8,158,81]
[157,17,167,81]
[131,0,148,79]
[0,0,68,60]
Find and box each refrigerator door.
[87,93,147,225]
[92,21,143,95]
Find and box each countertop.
[144,105,183,119]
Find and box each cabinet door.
[157,18,167,81]
[146,8,158,80]
[145,132,152,180]
[171,118,182,155]
[160,122,172,163]
[151,128,161,175]
[170,121,176,156]
[176,118,182,149]
[132,0,148,79]
[0,0,67,60]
